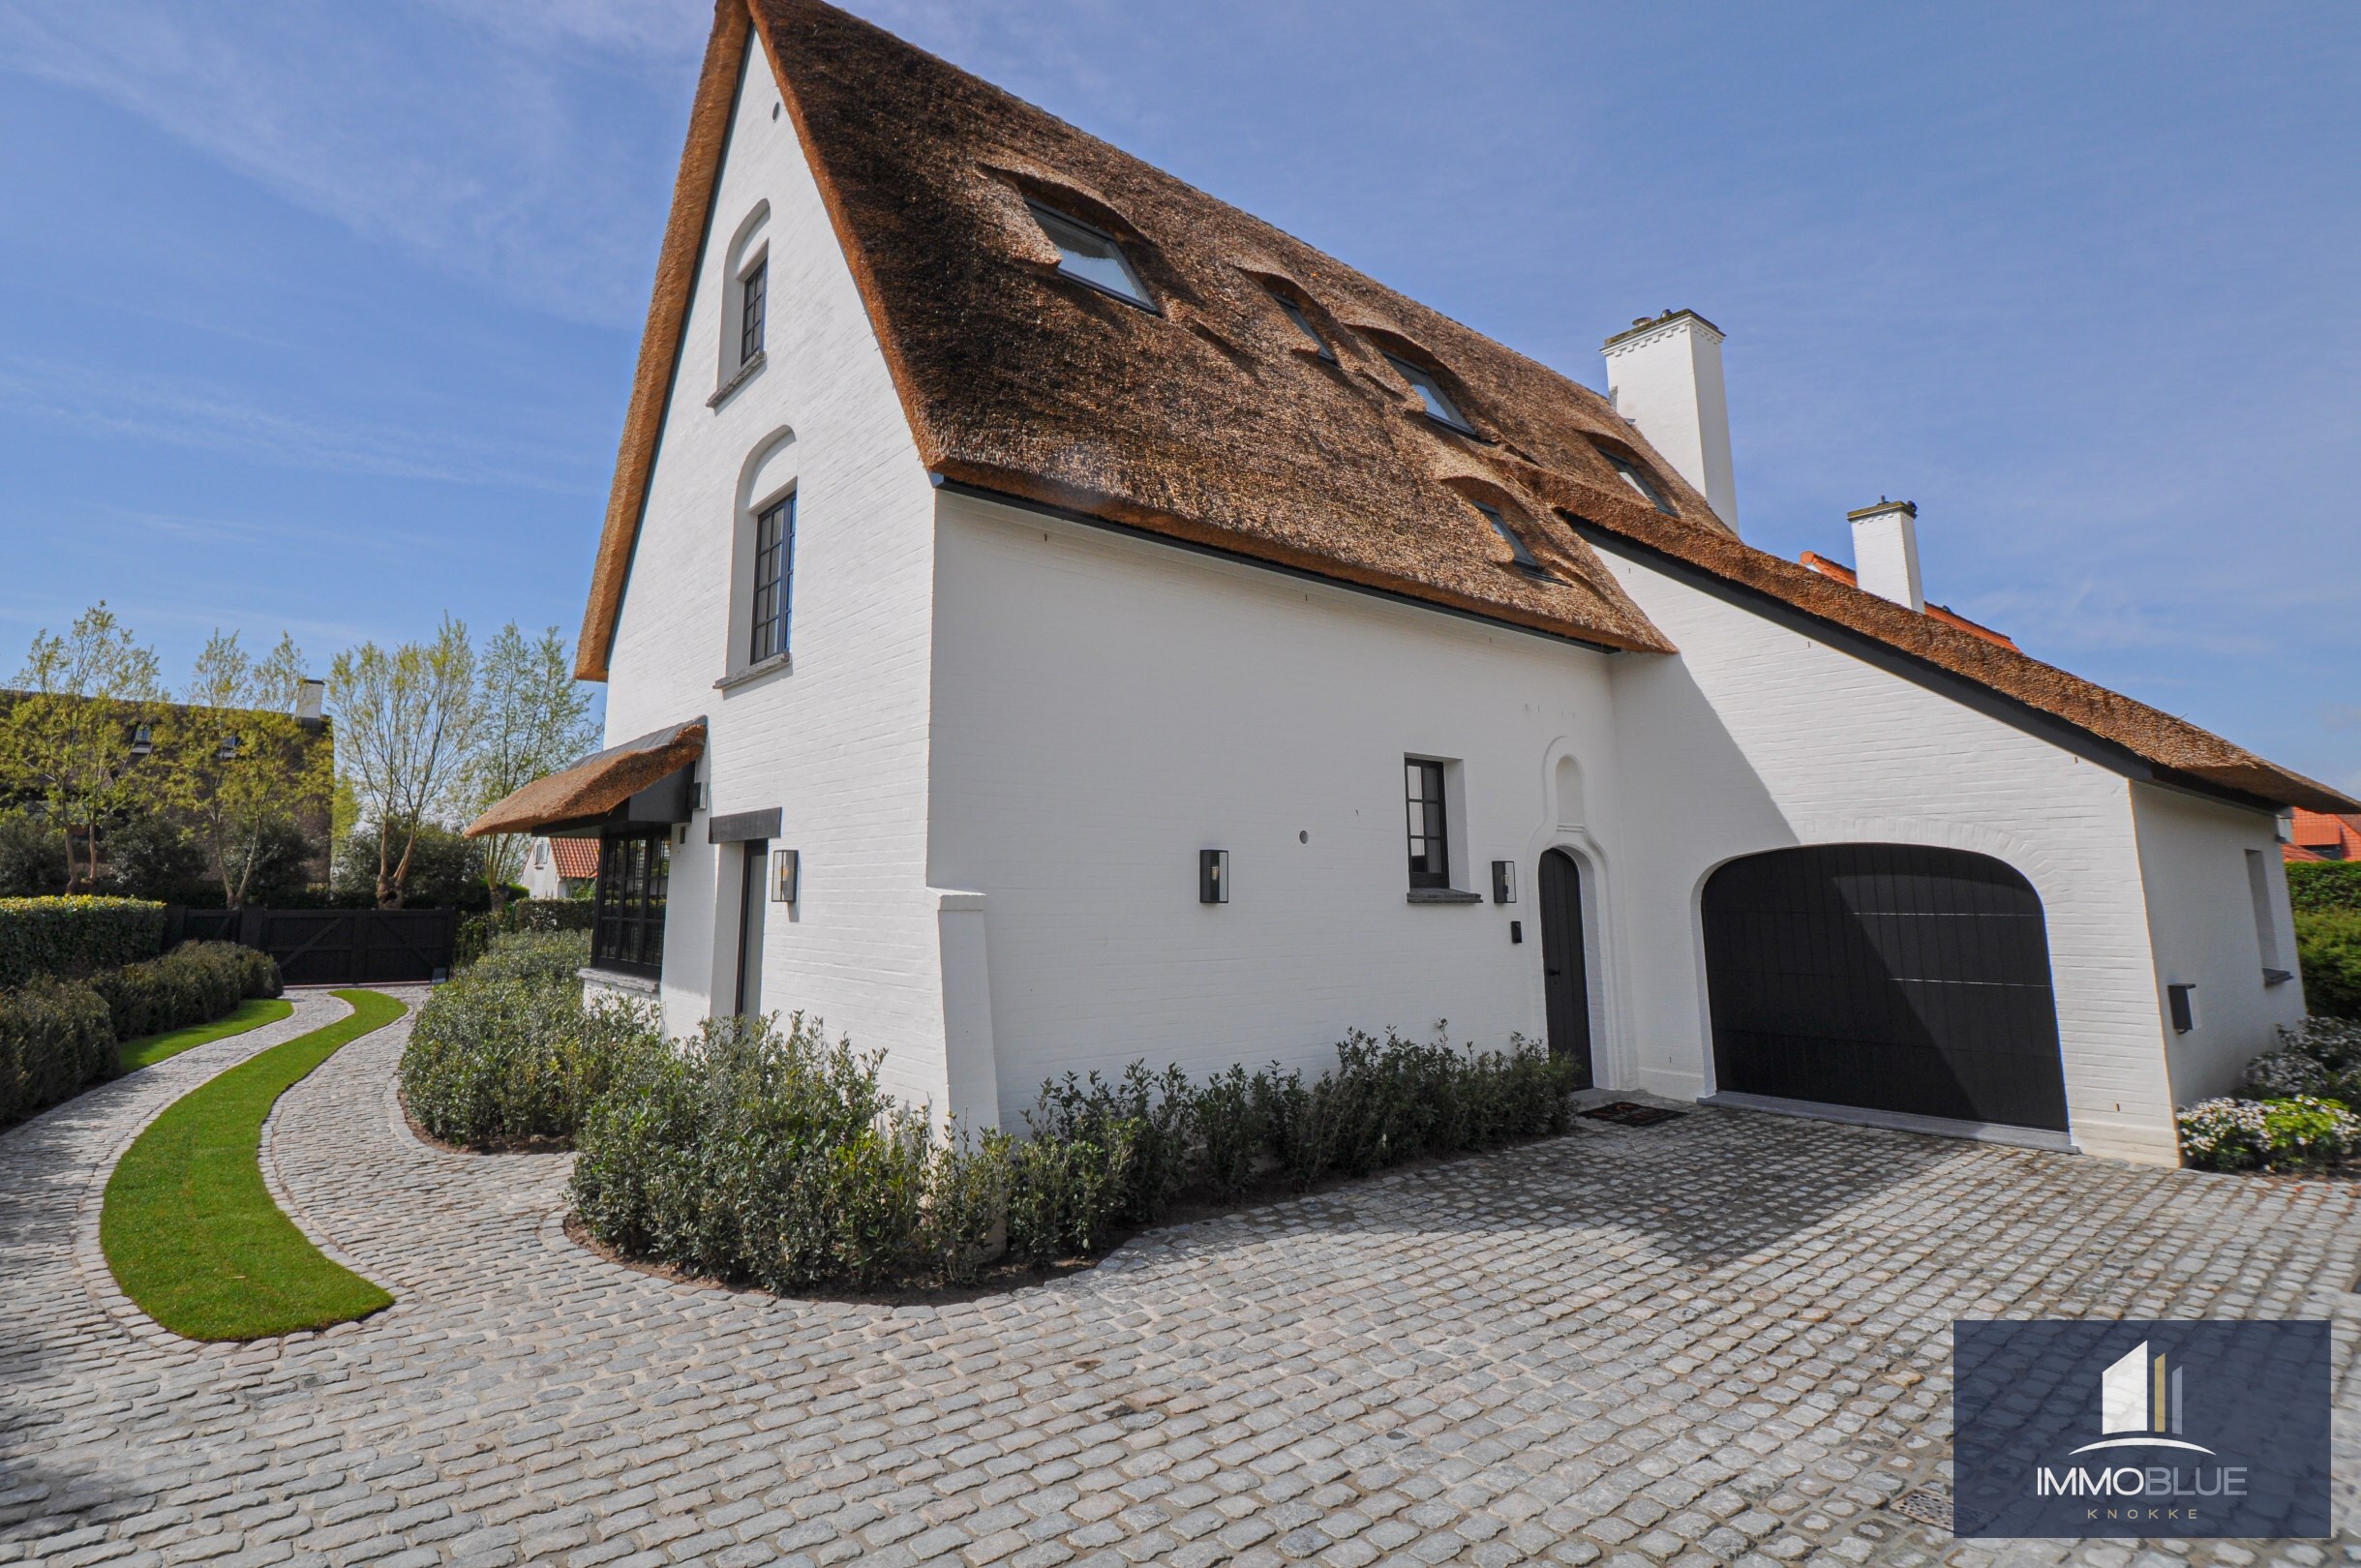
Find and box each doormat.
[1580,1101,1686,1128]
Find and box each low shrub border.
[568,1014,1588,1298]
[0,980,116,1127]
[119,997,295,1073]
[93,942,282,1041]
[453,899,596,969]
[0,896,167,986]
[101,989,405,1341]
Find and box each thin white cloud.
[0,355,596,492]
[0,0,706,325]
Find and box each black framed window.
[1604,451,1676,515]
[1405,759,1451,890]
[748,491,795,664]
[1025,201,1154,309]
[1384,353,1476,435]
[1472,500,1544,575]
[592,831,671,979]
[1269,289,1334,361]
[739,259,767,367]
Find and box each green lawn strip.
[102,988,408,1342]
[118,997,296,1073]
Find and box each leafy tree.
[328,618,476,907]
[0,810,69,897]
[103,813,209,902]
[468,624,597,910]
[3,603,166,891]
[167,631,330,908]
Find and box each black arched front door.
[1537,849,1593,1087]
[1701,843,2067,1131]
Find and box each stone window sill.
[713,651,790,691]
[1406,889,1483,905]
[579,966,658,995]
[707,349,766,408]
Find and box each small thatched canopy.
[466,719,705,838]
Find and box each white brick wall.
[601,44,951,1111]
[927,492,1620,1120]
[1593,543,2255,1164]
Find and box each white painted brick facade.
[594,53,2294,1164]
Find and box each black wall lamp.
[1492,860,1516,904]
[1199,849,1229,904]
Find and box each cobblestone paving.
[6,994,2361,1568]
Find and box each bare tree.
[468,623,598,909]
[3,603,165,891]
[328,618,476,908]
[172,632,328,908]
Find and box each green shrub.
[2178,1095,2361,1172]
[571,1019,1589,1292]
[0,978,116,1125]
[571,1011,935,1290]
[2240,1016,2361,1106]
[90,942,282,1041]
[0,812,69,898]
[2295,910,2361,1021]
[399,930,638,1148]
[0,897,168,986]
[2288,860,2361,914]
[454,898,599,968]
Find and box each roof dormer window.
[1472,501,1547,577]
[1384,353,1475,436]
[1268,288,1335,361]
[1026,201,1153,310]
[1604,451,1676,515]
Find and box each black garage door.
[1701,843,2068,1131]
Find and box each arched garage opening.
[1700,843,2069,1132]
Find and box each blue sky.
[2,2,2355,787]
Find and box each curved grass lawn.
[102,988,407,1341]
[118,996,295,1073]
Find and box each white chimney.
[1848,499,1923,613]
[1600,309,1738,532]
[296,678,325,726]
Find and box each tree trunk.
[384,823,419,911]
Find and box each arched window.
[714,202,772,397]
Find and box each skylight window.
[1384,353,1475,435]
[1604,452,1677,515]
[1472,501,1546,576]
[1026,201,1153,309]
[1269,289,1334,360]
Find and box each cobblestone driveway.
[6,993,2361,1568]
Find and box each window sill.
[578,965,659,995]
[713,651,790,691]
[707,349,767,408]
[2264,967,2295,985]
[1406,889,1483,905]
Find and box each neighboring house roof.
[577,0,2355,816]
[2285,808,2361,863]
[1797,552,2020,650]
[467,720,706,837]
[548,838,601,879]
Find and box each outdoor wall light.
[1199,849,1229,904]
[1492,860,1516,904]
[2167,982,2196,1035]
[772,848,800,904]
[1510,920,1523,945]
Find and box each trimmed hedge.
[2296,910,2361,1022]
[0,897,167,986]
[0,979,116,1125]
[571,1020,1588,1293]
[399,931,646,1147]
[2288,860,2361,914]
[91,942,283,1041]
[454,899,597,969]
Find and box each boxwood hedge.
[0,897,167,986]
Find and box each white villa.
[471,0,2353,1167]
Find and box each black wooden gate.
[1700,843,2068,1131]
[167,906,457,985]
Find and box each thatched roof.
[465,719,705,837]
[573,0,2352,813]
